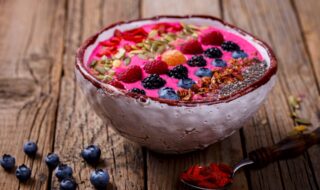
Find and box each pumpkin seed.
[294,117,312,126]
[90,60,98,68]
[124,57,131,65]
[148,30,158,38]
[95,65,106,74]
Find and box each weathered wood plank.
[0,0,65,189]
[142,1,248,189]
[223,0,320,189]
[292,0,320,186]
[53,0,145,189]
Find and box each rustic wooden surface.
[0,0,319,189]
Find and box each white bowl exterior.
[76,17,276,153]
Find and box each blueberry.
[23,141,37,157]
[158,87,179,100]
[0,154,15,171]
[90,169,110,189]
[60,178,77,190]
[55,164,73,181]
[232,50,248,59]
[204,47,222,58]
[16,164,31,182]
[81,145,101,165]
[178,78,196,89]
[195,68,213,78]
[45,153,60,170]
[212,59,227,67]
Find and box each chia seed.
[218,61,268,97]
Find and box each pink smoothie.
[86,22,263,99]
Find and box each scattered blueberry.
[212,59,227,67]
[232,50,248,59]
[195,68,213,78]
[187,55,207,67]
[141,74,166,89]
[221,41,240,52]
[178,78,196,89]
[16,164,31,182]
[90,169,110,189]
[129,88,146,95]
[81,145,101,165]
[0,154,15,171]
[23,141,38,157]
[158,87,180,100]
[60,178,77,190]
[167,65,188,79]
[55,164,73,181]
[45,153,60,170]
[204,47,222,58]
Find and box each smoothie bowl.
[75,15,277,153]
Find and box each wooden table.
[1,0,320,189]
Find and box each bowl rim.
[75,15,277,107]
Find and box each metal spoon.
[180,127,320,190]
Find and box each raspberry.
[142,74,166,89]
[204,47,223,58]
[200,30,224,45]
[180,39,203,54]
[168,65,188,79]
[143,60,168,74]
[108,80,125,89]
[116,65,142,83]
[162,50,186,66]
[187,55,207,67]
[221,41,240,52]
[130,88,146,95]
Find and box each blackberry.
[168,65,188,79]
[142,74,166,89]
[187,55,207,67]
[204,47,222,58]
[221,41,240,51]
[130,88,146,95]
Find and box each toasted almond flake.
[129,50,145,55]
[114,48,126,59]
[112,59,122,68]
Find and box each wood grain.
[292,0,320,186]
[223,0,320,189]
[0,0,65,189]
[52,0,145,189]
[142,1,248,190]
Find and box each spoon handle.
[248,127,320,167]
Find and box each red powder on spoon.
[180,163,233,189]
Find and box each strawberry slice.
[116,65,142,83]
